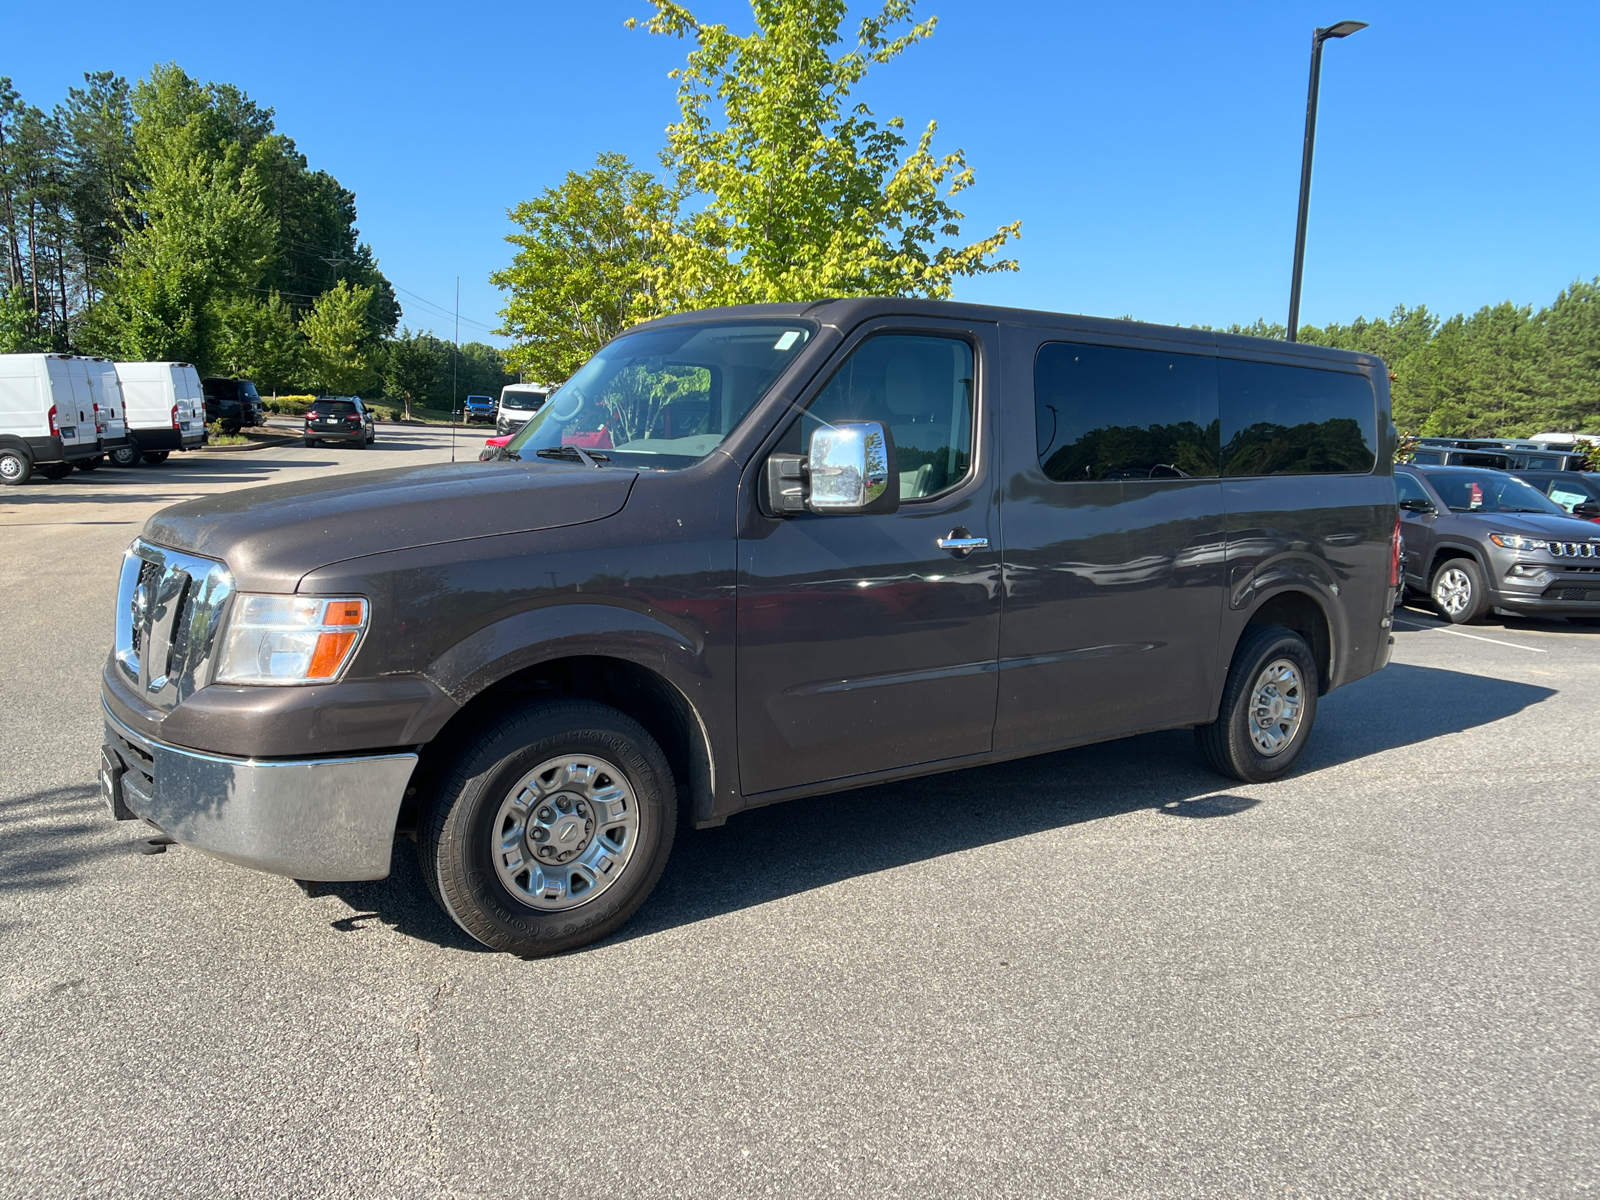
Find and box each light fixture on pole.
[1286,19,1367,342]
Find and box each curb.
[196,434,300,454]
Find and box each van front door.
[736,322,1001,798]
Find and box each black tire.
[304,438,317,448]
[75,456,103,472]
[221,420,241,436]
[141,451,169,465]
[418,699,677,957]
[109,442,142,467]
[1195,624,1320,784]
[0,447,33,485]
[1430,557,1488,624]
[352,433,367,449]
[38,462,73,480]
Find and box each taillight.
[1390,514,1402,588]
[48,405,58,436]
[172,404,180,429]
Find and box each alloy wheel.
[1434,567,1472,616]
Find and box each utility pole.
[450,277,459,463]
[1287,19,1368,342]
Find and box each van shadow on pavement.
[313,661,1554,954]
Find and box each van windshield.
[502,320,815,470]
[501,391,546,411]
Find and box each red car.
[478,434,511,462]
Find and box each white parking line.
[1392,619,1548,652]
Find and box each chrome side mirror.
[807,421,898,514]
[763,420,898,516]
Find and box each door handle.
[937,531,989,554]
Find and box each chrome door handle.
[937,533,989,552]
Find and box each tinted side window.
[1218,359,1377,476]
[1035,343,1219,482]
[794,334,974,500]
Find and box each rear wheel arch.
[1236,588,1333,696]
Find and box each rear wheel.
[141,451,169,465]
[39,462,73,480]
[418,699,677,957]
[0,448,33,485]
[221,420,241,436]
[1195,624,1319,784]
[304,438,317,448]
[75,456,103,472]
[1431,558,1487,624]
[109,442,142,467]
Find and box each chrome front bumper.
[102,699,417,882]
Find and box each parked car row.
[0,354,206,485]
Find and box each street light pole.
[1287,19,1367,342]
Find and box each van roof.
[632,297,1386,373]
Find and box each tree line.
[1209,280,1600,439]
[0,65,513,413]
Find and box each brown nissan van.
[100,299,1400,956]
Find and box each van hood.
[142,460,637,591]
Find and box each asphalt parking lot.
[2,432,1597,1199]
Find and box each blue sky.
[7,0,1598,343]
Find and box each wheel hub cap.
[492,755,639,912]
[1247,658,1304,757]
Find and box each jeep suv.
[1396,464,1600,623]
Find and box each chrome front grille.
[114,540,235,711]
[1550,540,1600,558]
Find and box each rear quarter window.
[1218,359,1377,476]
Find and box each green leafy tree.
[383,326,450,418]
[213,291,302,392]
[492,153,677,384]
[629,0,1020,308]
[302,279,378,395]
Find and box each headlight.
[216,595,368,685]
[1489,533,1549,551]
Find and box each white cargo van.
[111,361,206,466]
[496,382,551,436]
[85,358,129,467]
[0,353,117,484]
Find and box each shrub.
[264,394,316,416]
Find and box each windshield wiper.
[534,445,609,468]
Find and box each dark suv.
[303,397,375,447]
[200,377,265,433]
[100,299,1400,958]
[1507,470,1600,524]
[1396,464,1600,623]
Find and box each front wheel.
[1431,559,1487,624]
[141,451,169,465]
[1195,624,1319,784]
[0,447,33,485]
[38,462,73,480]
[75,456,103,472]
[418,699,677,957]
